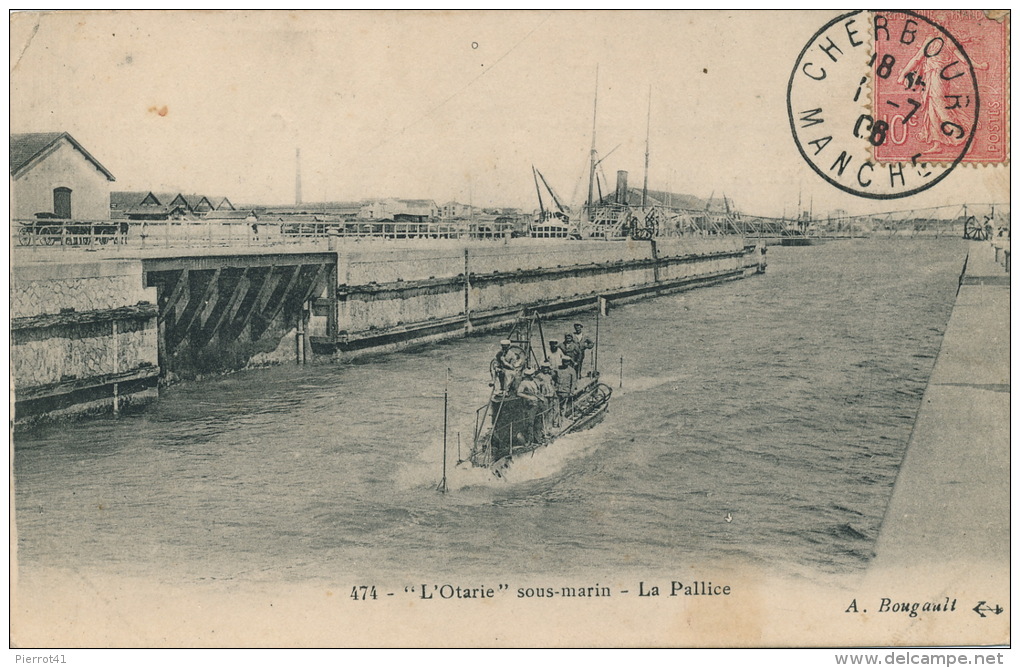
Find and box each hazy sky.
[10,10,1008,216]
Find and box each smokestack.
[295,147,303,206]
[615,170,629,205]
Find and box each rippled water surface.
[14,239,967,584]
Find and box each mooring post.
[464,247,472,334]
[650,238,660,283]
[112,319,120,416]
[438,368,450,493]
[302,300,311,364]
[295,308,304,365]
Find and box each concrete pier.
[872,240,1009,569]
[858,240,1009,646]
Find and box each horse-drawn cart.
[16,217,123,247]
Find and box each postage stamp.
[872,10,1009,165]
[787,10,963,199]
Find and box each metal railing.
[740,203,1011,239]
[473,391,568,466]
[585,204,733,239]
[582,202,1011,240]
[11,218,519,252]
[13,203,1009,252]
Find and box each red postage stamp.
[872,10,1009,165]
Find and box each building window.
[53,187,72,219]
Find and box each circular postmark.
[787,10,979,199]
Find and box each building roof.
[10,132,116,181]
[599,187,716,211]
[150,192,180,207]
[125,203,191,218]
[178,194,215,210]
[315,201,364,210]
[110,191,156,210]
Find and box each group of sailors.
[492,322,596,441]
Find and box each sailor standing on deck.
[546,340,566,372]
[516,368,543,443]
[556,357,577,415]
[562,334,580,372]
[571,323,595,375]
[493,339,521,394]
[535,363,558,432]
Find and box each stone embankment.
[310,237,763,357]
[11,261,159,423]
[12,237,764,424]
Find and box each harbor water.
[13,239,967,586]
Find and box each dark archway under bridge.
[142,252,336,382]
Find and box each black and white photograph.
[9,10,1010,650]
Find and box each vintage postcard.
[9,10,1010,650]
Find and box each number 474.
[351,585,378,601]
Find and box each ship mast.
[532,166,546,221]
[642,86,651,208]
[586,66,599,224]
[796,188,802,231]
[536,168,567,218]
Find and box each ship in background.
[779,192,820,246]
[779,212,816,246]
[530,165,581,239]
[530,72,748,242]
[582,173,744,240]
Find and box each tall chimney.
[615,170,629,205]
[295,147,303,206]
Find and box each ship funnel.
[615,170,629,205]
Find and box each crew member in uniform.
[493,339,522,393]
[546,340,566,373]
[535,362,558,432]
[556,357,577,415]
[571,323,595,374]
[562,334,580,372]
[515,368,543,443]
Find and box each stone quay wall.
[312,237,761,358]
[11,238,763,422]
[12,260,160,424]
